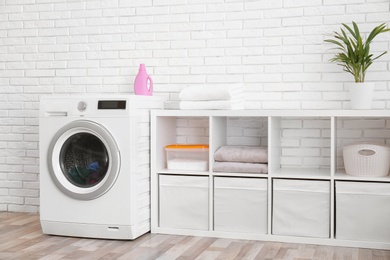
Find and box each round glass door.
[48,120,120,200]
[60,133,109,188]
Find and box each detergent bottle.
[134,64,153,96]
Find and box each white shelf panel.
[212,172,268,178]
[152,109,390,118]
[271,167,330,179]
[157,169,209,176]
[335,171,390,182]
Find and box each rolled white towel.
[179,84,244,101]
[180,100,245,110]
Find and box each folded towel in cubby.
[214,145,268,163]
[213,161,268,174]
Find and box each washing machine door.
[47,120,120,200]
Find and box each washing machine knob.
[77,101,87,112]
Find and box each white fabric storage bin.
[272,179,330,238]
[159,175,208,230]
[214,177,267,234]
[336,181,390,242]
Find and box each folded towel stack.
[179,84,245,110]
[213,145,268,174]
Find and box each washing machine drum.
[48,120,120,200]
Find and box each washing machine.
[39,95,163,239]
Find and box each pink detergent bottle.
[134,64,153,96]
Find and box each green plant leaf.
[342,23,357,40]
[324,39,345,49]
[324,22,390,82]
[352,21,360,40]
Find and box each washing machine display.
[60,133,109,188]
[48,120,120,201]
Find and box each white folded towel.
[179,84,244,101]
[180,100,245,110]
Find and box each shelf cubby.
[269,116,331,178]
[153,115,210,172]
[335,116,390,178]
[210,116,268,176]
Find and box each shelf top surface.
[152,109,390,117]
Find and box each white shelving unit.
[151,110,390,250]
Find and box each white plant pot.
[347,82,375,109]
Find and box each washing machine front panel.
[48,120,120,200]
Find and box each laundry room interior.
[1,0,390,259]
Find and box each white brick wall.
[280,117,331,169]
[1,0,389,212]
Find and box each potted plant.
[325,22,390,109]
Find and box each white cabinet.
[336,181,390,242]
[272,179,330,238]
[214,177,267,234]
[159,175,209,230]
[151,110,390,250]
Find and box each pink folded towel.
[214,145,268,163]
[213,161,268,174]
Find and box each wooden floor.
[1,212,389,260]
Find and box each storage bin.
[214,177,267,234]
[165,144,209,171]
[343,143,390,177]
[336,181,390,242]
[272,179,330,238]
[159,175,208,230]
